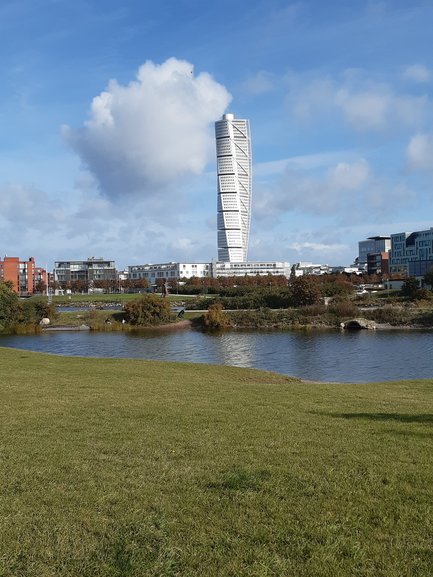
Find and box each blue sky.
[1,0,433,269]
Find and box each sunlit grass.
[48,293,199,305]
[1,347,432,576]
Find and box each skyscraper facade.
[215,113,252,262]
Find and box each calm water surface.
[0,328,432,383]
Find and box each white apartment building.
[215,113,252,263]
[128,261,291,281]
[211,261,291,278]
[128,262,211,283]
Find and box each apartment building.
[0,256,47,295]
[128,262,210,284]
[53,257,117,286]
[211,261,291,278]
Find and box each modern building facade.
[367,251,389,276]
[0,256,47,295]
[211,261,290,278]
[53,257,117,286]
[128,262,211,283]
[215,113,252,263]
[128,261,291,281]
[358,236,390,265]
[389,228,433,276]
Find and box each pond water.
[0,327,432,383]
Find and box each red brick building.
[0,256,47,295]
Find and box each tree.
[288,276,322,307]
[34,280,47,294]
[400,277,420,299]
[123,294,171,326]
[0,281,21,328]
[70,279,88,293]
[423,268,433,290]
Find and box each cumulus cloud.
[406,133,433,170]
[403,64,432,84]
[63,58,231,200]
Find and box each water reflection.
[0,328,432,383]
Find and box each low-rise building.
[53,257,117,287]
[211,261,291,278]
[128,262,211,283]
[291,262,331,276]
[128,260,291,282]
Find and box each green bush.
[123,294,171,326]
[21,298,58,324]
[0,282,21,327]
[0,284,57,330]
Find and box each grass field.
[1,347,432,576]
[50,310,202,329]
[48,293,201,305]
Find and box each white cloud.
[335,86,427,132]
[242,71,276,95]
[63,58,231,200]
[0,183,65,225]
[327,159,370,191]
[287,241,346,254]
[403,64,432,84]
[406,133,433,170]
[286,71,428,133]
[254,151,358,179]
[0,179,218,267]
[254,158,371,219]
[335,89,390,131]
[253,156,416,226]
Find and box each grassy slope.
[0,347,432,576]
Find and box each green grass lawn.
[48,293,200,305]
[1,347,432,576]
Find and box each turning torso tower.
[215,113,252,262]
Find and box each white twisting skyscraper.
[215,113,252,262]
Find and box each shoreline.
[41,319,433,333]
